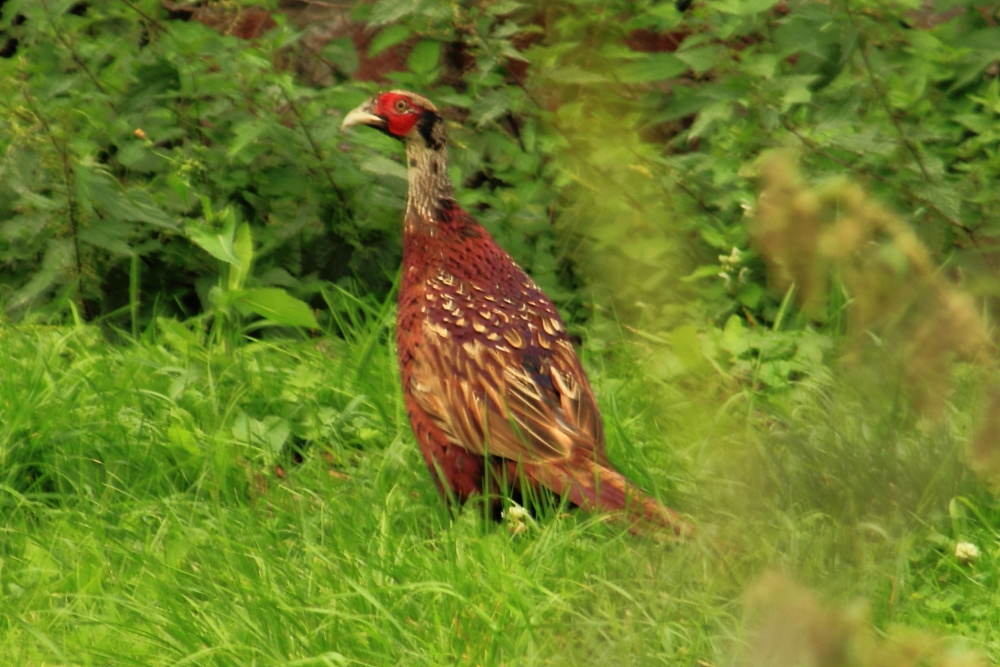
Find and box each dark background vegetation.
[3,0,1000,664]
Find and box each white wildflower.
[505,504,529,536]
[505,505,529,521]
[955,541,980,564]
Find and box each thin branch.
[279,86,349,207]
[21,88,84,281]
[781,118,887,182]
[844,0,930,182]
[41,0,117,105]
[120,0,167,32]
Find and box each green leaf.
[675,45,724,74]
[237,288,319,328]
[232,413,290,458]
[77,167,177,230]
[407,40,441,75]
[79,219,133,256]
[369,25,410,57]
[187,214,240,267]
[487,0,525,15]
[228,119,269,158]
[615,53,687,83]
[544,65,608,84]
[322,35,359,75]
[229,223,253,291]
[688,101,732,140]
[716,0,780,15]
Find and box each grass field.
[1,314,997,666]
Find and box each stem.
[279,86,349,207]
[120,0,167,32]
[844,0,929,181]
[42,0,116,104]
[22,88,84,283]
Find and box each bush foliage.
[2,0,998,342]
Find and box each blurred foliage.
[741,572,986,667]
[754,151,994,415]
[1,0,999,401]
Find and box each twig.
[21,87,84,281]
[781,118,887,182]
[120,0,167,32]
[42,0,117,105]
[844,0,930,182]
[279,86,349,207]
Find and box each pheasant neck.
[404,139,454,230]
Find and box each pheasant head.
[341,91,453,222]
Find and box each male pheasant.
[342,91,689,537]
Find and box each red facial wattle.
[374,93,421,137]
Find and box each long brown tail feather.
[526,459,693,539]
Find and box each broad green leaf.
[487,0,525,15]
[688,101,732,140]
[228,119,269,158]
[187,215,240,267]
[232,413,290,458]
[923,184,962,222]
[322,35,359,75]
[615,54,686,83]
[369,25,410,56]
[238,288,319,328]
[5,239,74,313]
[544,65,608,84]
[407,40,440,75]
[952,114,992,135]
[229,222,253,291]
[79,219,133,256]
[716,0,780,15]
[675,46,724,74]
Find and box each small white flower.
[505,505,529,521]
[505,504,529,536]
[955,541,980,564]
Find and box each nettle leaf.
[6,239,74,313]
[952,114,992,135]
[237,288,319,328]
[228,119,271,158]
[923,184,962,222]
[228,223,253,291]
[469,90,511,126]
[488,0,525,16]
[408,40,441,75]
[79,167,177,230]
[688,101,733,140]
[715,0,781,15]
[187,210,240,267]
[675,45,724,75]
[614,53,687,84]
[369,25,410,56]
[322,35,359,76]
[544,65,608,84]
[232,412,290,458]
[79,219,133,256]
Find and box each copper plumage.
[342,91,690,537]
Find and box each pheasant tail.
[528,458,692,538]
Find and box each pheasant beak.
[341,99,385,131]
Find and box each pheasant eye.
[394,99,409,113]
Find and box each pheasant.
[341,91,690,537]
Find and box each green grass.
[0,318,997,666]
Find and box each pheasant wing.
[408,312,603,466]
